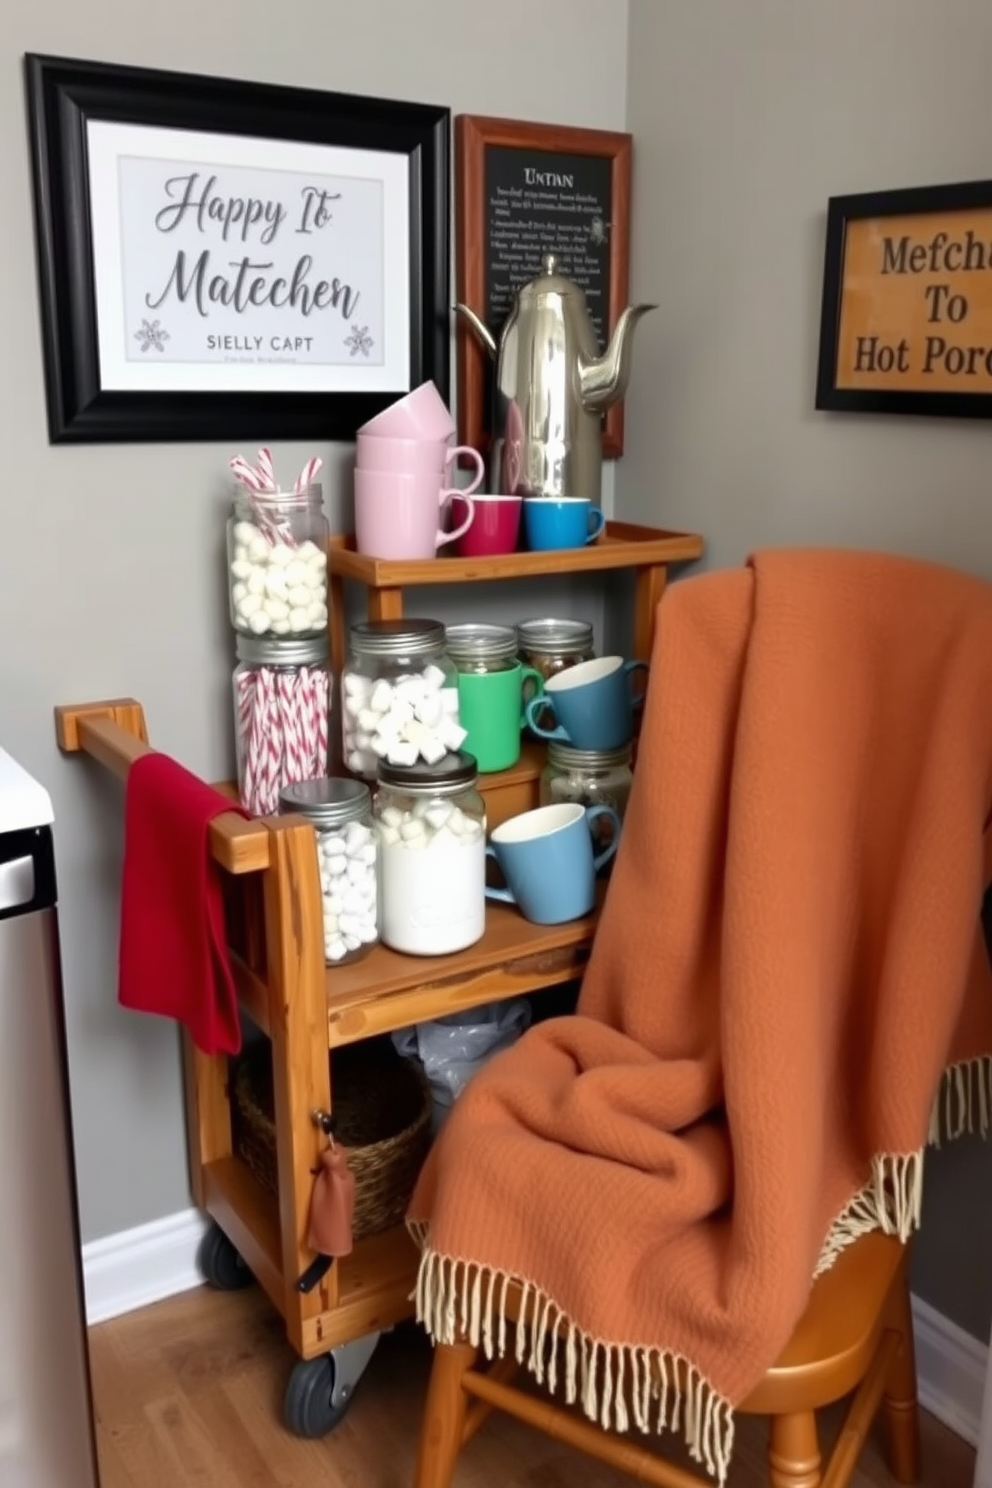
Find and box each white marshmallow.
[387,741,419,767]
[248,610,271,634]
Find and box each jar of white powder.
[373,751,486,956]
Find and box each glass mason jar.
[341,619,463,781]
[233,633,331,817]
[446,622,545,774]
[517,618,595,734]
[445,622,519,676]
[279,778,378,965]
[227,485,329,639]
[515,617,595,683]
[539,740,633,869]
[373,752,486,956]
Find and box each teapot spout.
[578,304,657,412]
[454,303,497,360]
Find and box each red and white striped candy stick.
[278,669,305,787]
[263,667,285,813]
[314,669,330,773]
[298,666,318,773]
[240,670,266,814]
[255,447,277,492]
[235,668,255,755]
[294,456,323,494]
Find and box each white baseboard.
[81,1207,208,1326]
[79,1212,990,1451]
[912,1292,987,1447]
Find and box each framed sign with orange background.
[816,180,992,417]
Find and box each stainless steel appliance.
[455,252,655,502]
[0,748,99,1487]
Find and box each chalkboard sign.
[455,115,633,462]
[483,146,613,350]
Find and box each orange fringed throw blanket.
[409,549,992,1482]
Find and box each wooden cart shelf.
[54,521,702,1418]
[328,521,703,586]
[328,522,704,673]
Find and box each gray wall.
[621,0,992,1341]
[0,0,629,1244]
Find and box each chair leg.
[413,1339,479,1488]
[883,1277,922,1484]
[768,1410,821,1488]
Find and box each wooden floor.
[88,1281,977,1488]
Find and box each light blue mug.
[484,802,621,924]
[524,655,649,750]
[522,498,606,551]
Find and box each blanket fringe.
[928,1055,992,1149]
[407,1056,992,1485]
[412,1246,736,1486]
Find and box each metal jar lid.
[236,633,329,667]
[279,777,371,827]
[445,622,518,664]
[349,618,445,658]
[516,618,594,657]
[547,741,632,772]
[377,749,478,793]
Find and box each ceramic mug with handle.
[484,801,620,923]
[524,655,648,750]
[354,469,475,559]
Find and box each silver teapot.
[456,253,655,502]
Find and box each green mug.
[456,662,544,772]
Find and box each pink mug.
[357,381,456,441]
[354,468,475,559]
[356,434,485,494]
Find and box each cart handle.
[55,699,271,876]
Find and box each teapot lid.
[520,252,584,298]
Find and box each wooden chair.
[412,1230,920,1488]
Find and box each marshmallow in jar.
[342,619,464,781]
[373,752,486,956]
[279,778,378,965]
[227,485,329,638]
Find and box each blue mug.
[524,655,649,750]
[485,802,620,924]
[522,498,606,551]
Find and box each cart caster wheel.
[198,1223,254,1292]
[283,1355,352,1437]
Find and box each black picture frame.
[816,178,992,419]
[24,53,450,444]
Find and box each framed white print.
[25,54,449,443]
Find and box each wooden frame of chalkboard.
[455,113,632,462]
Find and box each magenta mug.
[356,434,484,495]
[449,494,523,558]
[354,469,475,560]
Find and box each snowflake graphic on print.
[345,324,374,358]
[134,319,171,353]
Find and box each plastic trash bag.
[392,1000,532,1132]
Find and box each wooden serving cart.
[55,523,702,1437]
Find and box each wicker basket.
[232,1037,432,1240]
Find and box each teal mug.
[485,801,621,923]
[524,655,649,750]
